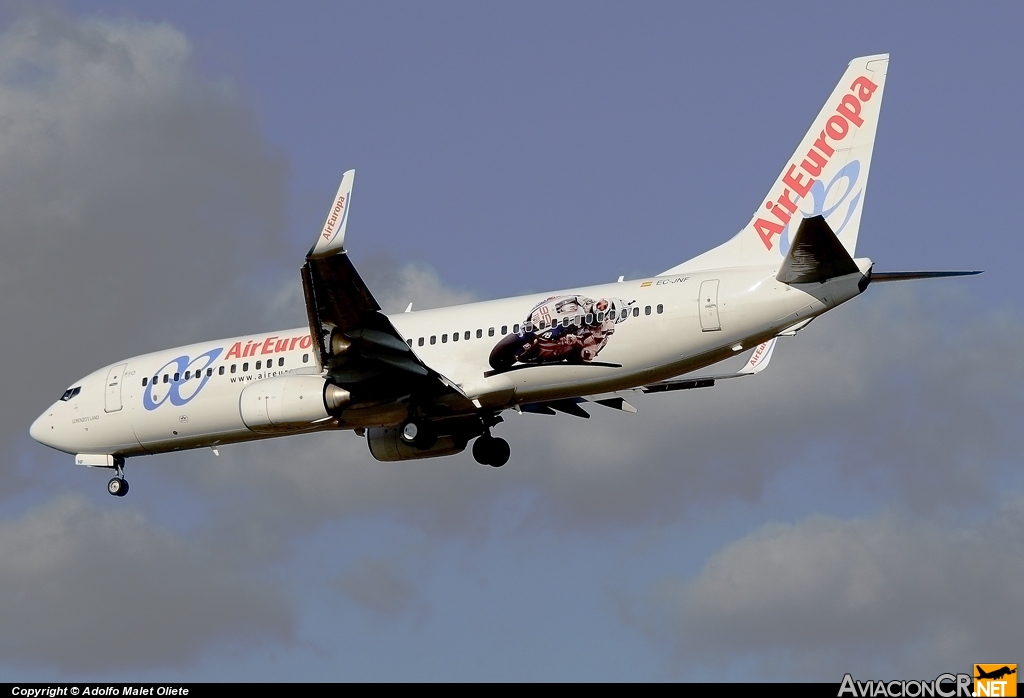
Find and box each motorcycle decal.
[488,295,634,372]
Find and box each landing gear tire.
[473,435,510,468]
[107,477,129,497]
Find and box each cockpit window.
[60,386,81,401]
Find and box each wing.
[301,170,463,406]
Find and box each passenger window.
[406,339,412,347]
[173,372,180,382]
[184,371,191,380]
[513,324,519,333]
[230,365,237,374]
[476,329,482,339]
[256,361,262,370]
[278,358,284,367]
[302,353,309,363]
[142,377,148,386]
[452,332,459,342]
[153,376,158,385]
[430,336,436,345]
[242,363,249,372]
[633,307,639,317]
[585,313,594,324]
[657,304,664,314]
[163,374,169,383]
[418,337,424,346]
[596,312,604,323]
[207,368,214,377]
[219,366,225,375]
[488,327,494,337]
[645,305,652,315]
[442,334,448,343]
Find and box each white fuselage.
[30,262,869,460]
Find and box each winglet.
[640,338,779,394]
[737,338,777,375]
[309,169,355,259]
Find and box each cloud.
[0,9,287,455]
[634,502,1024,679]
[335,554,429,620]
[0,494,292,673]
[257,256,478,332]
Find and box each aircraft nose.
[30,410,54,447]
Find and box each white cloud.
[335,554,430,620]
[0,494,292,673]
[635,503,1024,678]
[0,8,287,453]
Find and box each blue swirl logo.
[780,160,862,255]
[143,347,223,411]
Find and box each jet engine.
[240,375,349,431]
[366,425,467,461]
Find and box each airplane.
[975,666,1017,681]
[30,54,980,496]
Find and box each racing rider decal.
[488,295,634,371]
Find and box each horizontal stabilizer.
[869,270,982,282]
[776,215,860,284]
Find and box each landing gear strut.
[107,459,128,497]
[473,433,510,468]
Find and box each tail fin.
[662,54,889,275]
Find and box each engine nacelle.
[239,375,349,432]
[366,426,466,461]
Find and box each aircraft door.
[104,363,127,413]
[699,280,721,331]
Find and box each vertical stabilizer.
[662,54,888,275]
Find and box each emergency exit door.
[104,363,127,413]
[699,280,721,331]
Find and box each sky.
[1,0,1023,682]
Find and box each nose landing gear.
[107,476,129,497]
[107,458,129,497]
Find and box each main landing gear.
[107,459,129,497]
[473,433,510,468]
